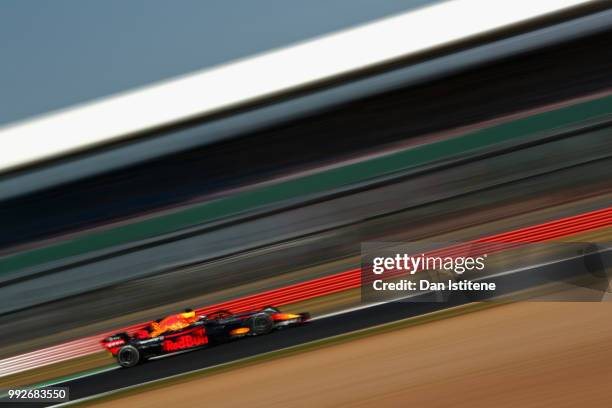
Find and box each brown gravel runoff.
[95,302,612,408]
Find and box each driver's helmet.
[180,308,196,320]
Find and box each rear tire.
[117,345,141,368]
[249,313,273,335]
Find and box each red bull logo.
[162,328,207,352]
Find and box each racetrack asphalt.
[6,252,608,407]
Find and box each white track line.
[43,251,610,406]
[46,302,481,408]
[36,366,120,388]
[313,251,606,320]
[2,250,603,383]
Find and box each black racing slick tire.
[249,313,274,335]
[116,345,142,368]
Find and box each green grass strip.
[2,93,612,274]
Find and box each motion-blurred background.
[0,1,611,406]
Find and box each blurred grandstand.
[0,0,611,402]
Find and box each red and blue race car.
[101,306,310,367]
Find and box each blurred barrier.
[0,206,609,377]
[2,131,610,316]
[3,93,612,276]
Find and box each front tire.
[117,345,142,368]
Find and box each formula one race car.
[101,306,310,367]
